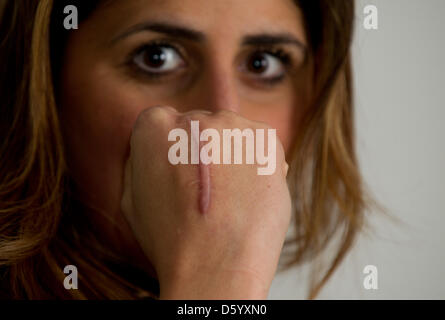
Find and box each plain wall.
[269,0,445,299]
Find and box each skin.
[122,107,291,299]
[198,140,211,215]
[59,0,310,297]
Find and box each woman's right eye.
[132,43,186,75]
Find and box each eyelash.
[126,40,295,84]
[250,46,293,85]
[126,39,186,80]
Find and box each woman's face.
[59,0,309,256]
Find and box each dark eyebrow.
[242,33,306,51]
[111,21,306,53]
[110,22,205,45]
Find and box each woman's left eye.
[133,44,185,74]
[244,51,289,82]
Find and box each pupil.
[145,47,166,67]
[249,53,268,73]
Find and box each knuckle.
[134,106,173,129]
[257,120,273,131]
[178,110,208,125]
[215,109,237,120]
[132,106,176,142]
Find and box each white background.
[269,0,445,299]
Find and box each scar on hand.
[190,119,210,215]
[198,160,211,214]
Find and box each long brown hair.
[0,0,365,299]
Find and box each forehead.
[92,0,305,43]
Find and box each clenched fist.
[121,106,291,299]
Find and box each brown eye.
[247,52,269,73]
[245,51,287,80]
[144,46,167,68]
[133,44,185,74]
